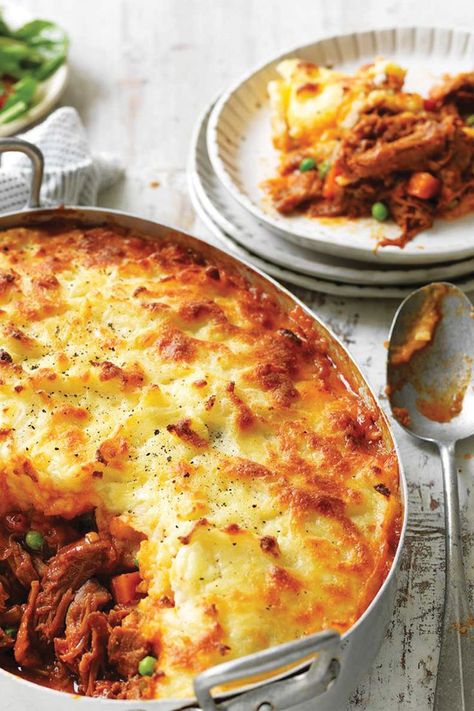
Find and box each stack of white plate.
[188,27,474,299]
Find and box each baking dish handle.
[193,629,341,711]
[0,137,44,209]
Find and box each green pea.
[299,157,316,172]
[138,655,157,676]
[25,529,44,551]
[4,627,17,639]
[466,115,474,127]
[371,202,389,222]
[318,161,331,179]
[134,556,140,568]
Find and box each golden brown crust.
[0,222,401,699]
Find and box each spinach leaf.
[0,13,68,81]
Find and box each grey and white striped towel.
[0,106,123,213]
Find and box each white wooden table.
[15,1,474,708]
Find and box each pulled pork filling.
[266,71,474,247]
[0,510,153,699]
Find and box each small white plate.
[208,26,474,265]
[190,180,474,299]
[0,4,69,137]
[189,179,419,299]
[192,101,474,286]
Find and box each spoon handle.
[434,442,474,711]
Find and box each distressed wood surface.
[14,1,474,708]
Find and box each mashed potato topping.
[0,222,401,698]
[267,57,413,153]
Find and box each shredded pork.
[266,68,474,247]
[0,511,151,698]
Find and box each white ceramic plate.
[0,4,69,137]
[189,174,474,300]
[189,179,415,299]
[208,26,474,265]
[193,101,474,286]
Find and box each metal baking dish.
[0,139,407,711]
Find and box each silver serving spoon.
[387,282,474,711]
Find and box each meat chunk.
[342,119,449,180]
[107,613,150,678]
[0,602,22,627]
[268,171,322,213]
[35,537,116,642]
[430,71,474,113]
[0,577,9,612]
[55,579,112,668]
[388,182,435,242]
[14,580,41,667]
[107,604,133,628]
[78,612,110,696]
[0,527,39,588]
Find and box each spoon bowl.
[387,282,474,711]
[387,282,474,443]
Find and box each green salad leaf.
[0,10,68,123]
[12,19,68,80]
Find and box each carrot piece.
[406,172,441,200]
[322,163,341,199]
[110,571,142,605]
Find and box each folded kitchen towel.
[0,106,123,213]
